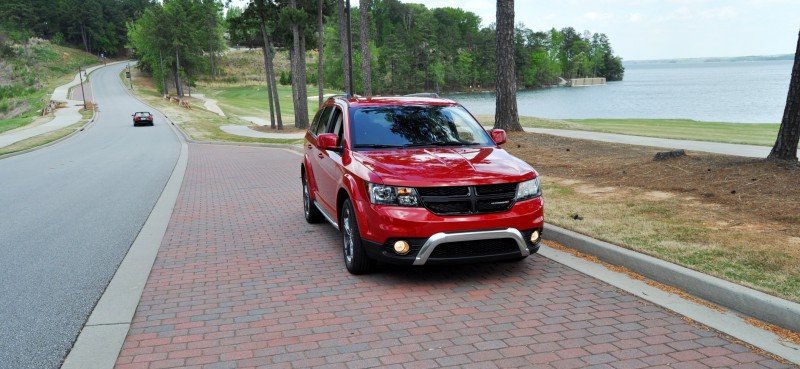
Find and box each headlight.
[516,177,541,201]
[368,183,420,206]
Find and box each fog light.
[530,230,540,243]
[393,240,411,255]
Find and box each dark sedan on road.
[132,112,154,126]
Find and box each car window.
[330,108,344,146]
[311,106,333,136]
[350,105,493,148]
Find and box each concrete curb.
[61,61,189,369]
[543,223,800,333]
[61,142,188,369]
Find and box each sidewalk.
[522,127,785,158]
[106,144,796,369]
[0,63,106,149]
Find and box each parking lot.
[115,144,794,369]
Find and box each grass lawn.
[513,116,780,146]
[200,83,338,126]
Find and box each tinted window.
[330,108,344,145]
[350,105,493,148]
[311,106,334,136]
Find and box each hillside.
[0,38,96,128]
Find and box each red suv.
[302,95,544,274]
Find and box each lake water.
[445,60,793,124]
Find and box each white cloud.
[374,0,800,60]
[627,13,644,22]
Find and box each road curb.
[543,223,800,333]
[61,141,188,369]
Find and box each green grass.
[201,83,339,123]
[516,117,780,146]
[0,116,32,134]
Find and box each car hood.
[352,147,535,187]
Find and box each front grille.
[417,186,469,197]
[417,183,518,215]
[429,239,520,258]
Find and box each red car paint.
[302,95,544,274]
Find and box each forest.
[1,0,625,96]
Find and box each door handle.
[307,145,313,149]
[317,153,324,159]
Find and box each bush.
[51,32,64,46]
[279,71,291,85]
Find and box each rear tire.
[302,171,323,223]
[341,199,375,274]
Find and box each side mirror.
[490,129,507,145]
[317,133,340,151]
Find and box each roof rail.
[404,92,440,98]
[326,94,352,101]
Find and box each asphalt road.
[0,62,181,368]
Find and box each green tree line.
[225,0,625,95]
[127,0,226,96]
[0,0,154,59]
[2,0,624,96]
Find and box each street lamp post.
[78,66,87,110]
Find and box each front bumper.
[356,196,544,265]
[362,227,542,265]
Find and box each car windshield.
[350,105,493,149]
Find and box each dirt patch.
[507,132,800,238]
[506,131,800,301]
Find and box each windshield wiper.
[353,144,405,149]
[404,141,479,147]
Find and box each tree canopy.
[127,0,225,95]
[319,0,625,95]
[0,0,155,56]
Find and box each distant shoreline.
[625,54,793,65]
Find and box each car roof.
[330,95,460,109]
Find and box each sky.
[397,0,800,61]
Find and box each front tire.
[341,199,375,274]
[302,171,323,223]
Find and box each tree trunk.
[359,0,372,96]
[267,34,283,130]
[262,41,276,129]
[261,18,278,129]
[207,5,215,80]
[174,48,184,97]
[256,0,281,129]
[337,0,351,94]
[160,49,168,96]
[768,28,800,161]
[80,23,89,53]
[317,0,325,106]
[298,33,309,127]
[290,0,310,129]
[493,0,522,131]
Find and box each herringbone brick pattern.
[115,144,795,369]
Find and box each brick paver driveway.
[116,144,795,369]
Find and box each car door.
[307,105,333,202]
[313,106,345,218]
